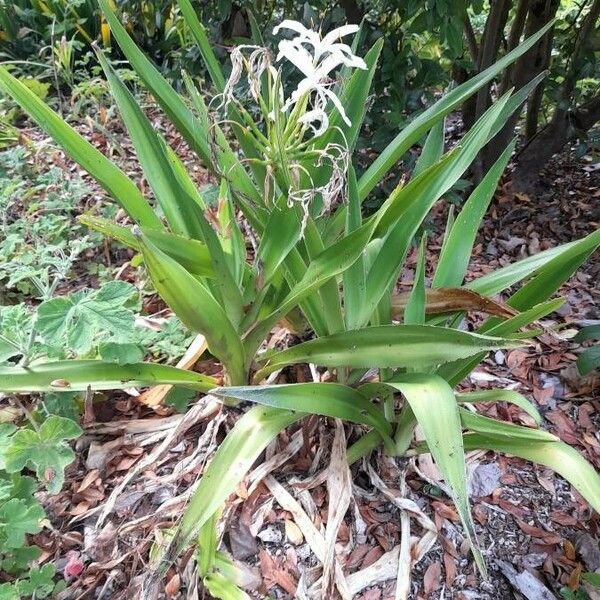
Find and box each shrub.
[0,3,598,595]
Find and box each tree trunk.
[512,96,600,190]
[480,0,559,175]
[512,0,600,190]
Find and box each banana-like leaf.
[433,141,515,288]
[0,66,159,229]
[0,360,216,393]
[97,50,206,239]
[212,383,393,451]
[456,389,541,424]
[385,374,485,575]
[459,409,554,440]
[357,21,554,200]
[463,434,600,514]
[138,233,246,385]
[391,288,517,320]
[254,325,525,381]
[168,406,302,557]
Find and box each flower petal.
[321,24,360,47]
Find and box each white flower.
[273,20,366,132]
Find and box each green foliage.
[0,7,598,595]
[574,325,600,375]
[0,414,79,597]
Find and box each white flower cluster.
[273,20,367,136]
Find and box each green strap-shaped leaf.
[97,0,212,165]
[459,408,555,441]
[412,118,445,179]
[79,215,215,278]
[254,325,524,380]
[0,360,217,393]
[176,0,226,92]
[466,230,600,297]
[212,383,393,450]
[433,140,515,288]
[244,219,378,352]
[440,298,565,386]
[257,206,303,286]
[167,406,302,559]
[358,93,513,326]
[343,165,366,330]
[385,374,485,575]
[357,21,554,200]
[463,433,600,514]
[0,66,159,229]
[137,233,246,385]
[455,389,541,425]
[96,50,205,239]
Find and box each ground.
[2,113,599,599]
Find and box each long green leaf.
[343,165,366,330]
[433,140,515,288]
[412,118,445,178]
[466,231,600,297]
[97,50,206,239]
[0,66,159,229]
[0,360,216,393]
[212,383,393,450]
[386,374,485,575]
[459,409,555,441]
[463,434,600,514]
[244,219,377,352]
[177,0,226,92]
[138,233,246,384]
[357,21,554,200]
[168,406,302,557]
[79,215,215,277]
[97,0,216,164]
[254,325,524,380]
[455,389,541,424]
[358,93,513,325]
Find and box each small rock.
[468,463,501,497]
[575,533,600,571]
[257,525,283,544]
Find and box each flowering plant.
[0,3,598,596]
